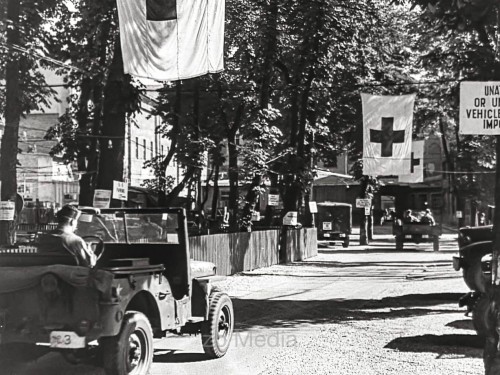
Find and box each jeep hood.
[190,260,216,279]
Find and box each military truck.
[0,207,234,375]
[316,202,352,248]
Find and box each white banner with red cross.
[117,0,225,81]
[398,140,424,183]
[362,93,415,176]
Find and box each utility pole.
[0,0,22,245]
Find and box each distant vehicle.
[316,202,352,247]
[393,210,442,251]
[453,224,494,337]
[0,207,234,375]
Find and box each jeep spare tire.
[100,311,153,375]
[201,292,234,358]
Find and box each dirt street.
[0,229,485,375]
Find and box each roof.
[316,201,352,207]
[314,175,359,186]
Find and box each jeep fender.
[104,275,175,336]
[192,276,226,319]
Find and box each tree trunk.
[227,128,239,231]
[97,36,127,207]
[0,0,21,245]
[158,82,181,206]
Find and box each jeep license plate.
[405,235,412,239]
[422,234,429,239]
[323,233,330,238]
[50,331,85,349]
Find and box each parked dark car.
[0,207,234,375]
[453,224,494,337]
[316,202,352,247]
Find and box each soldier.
[420,208,436,226]
[403,209,418,223]
[38,204,96,267]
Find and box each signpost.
[356,198,372,208]
[460,81,500,134]
[268,194,279,207]
[93,189,112,208]
[112,181,128,201]
[0,201,15,221]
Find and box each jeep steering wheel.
[82,235,105,260]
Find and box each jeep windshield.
[76,211,180,244]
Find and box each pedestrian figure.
[403,209,418,224]
[420,208,436,226]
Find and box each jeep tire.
[100,311,153,375]
[472,293,491,338]
[201,292,234,358]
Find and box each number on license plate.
[50,331,85,349]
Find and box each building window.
[143,139,146,159]
[135,137,139,159]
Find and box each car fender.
[460,241,493,268]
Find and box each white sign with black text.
[112,181,128,201]
[460,81,500,134]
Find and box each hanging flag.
[398,140,424,183]
[116,0,225,81]
[362,93,415,176]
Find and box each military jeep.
[0,207,234,375]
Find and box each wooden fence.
[189,227,317,276]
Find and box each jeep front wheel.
[201,292,234,358]
[100,311,153,375]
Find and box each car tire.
[100,311,153,375]
[472,293,491,338]
[201,292,234,358]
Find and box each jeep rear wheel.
[100,311,153,375]
[201,292,234,358]
[472,293,491,338]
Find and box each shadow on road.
[153,349,209,363]
[446,319,474,331]
[385,334,483,358]
[232,293,464,331]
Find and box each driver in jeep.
[37,204,97,267]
